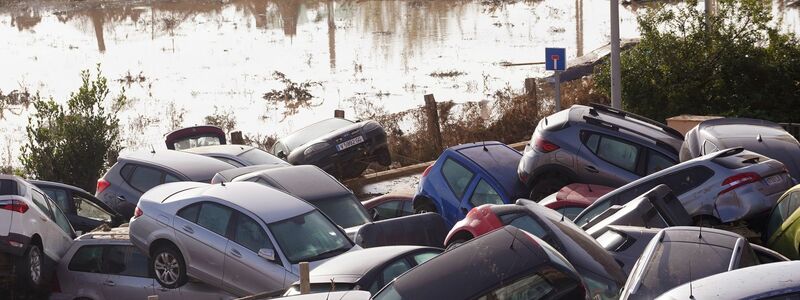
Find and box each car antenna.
[757,134,763,143]
[150,144,156,154]
[688,259,695,299]
[482,141,488,152]
[698,215,703,239]
[220,181,225,187]
[560,207,566,222]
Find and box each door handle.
[39,216,48,222]
[103,280,116,287]
[181,225,194,234]
[230,249,242,258]
[585,166,599,173]
[116,195,126,202]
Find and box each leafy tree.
[21,67,126,192]
[595,0,800,122]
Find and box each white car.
[0,174,75,289]
[129,181,360,297]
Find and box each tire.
[151,245,188,289]
[529,176,570,201]
[445,239,468,251]
[415,201,437,214]
[376,148,392,166]
[17,243,48,289]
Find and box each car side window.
[576,200,612,226]
[702,140,718,155]
[177,203,201,223]
[401,200,414,216]
[441,158,475,199]
[500,214,549,240]
[41,188,73,214]
[476,272,554,300]
[374,201,401,220]
[788,192,800,216]
[69,245,104,273]
[596,136,640,172]
[50,200,74,236]
[379,259,413,292]
[232,213,274,254]
[31,190,53,218]
[469,179,504,207]
[128,165,164,192]
[122,247,150,278]
[646,151,674,175]
[164,173,180,183]
[102,245,128,274]
[411,251,439,265]
[73,194,112,222]
[196,203,233,236]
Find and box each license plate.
[766,174,783,185]
[336,136,365,151]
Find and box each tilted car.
[165,125,227,150]
[96,150,234,218]
[184,145,289,168]
[575,147,793,227]
[619,226,760,300]
[537,183,612,220]
[517,103,684,200]
[353,213,448,249]
[371,226,587,300]
[361,194,414,221]
[413,141,527,228]
[31,180,125,233]
[656,261,800,300]
[764,184,800,259]
[129,181,358,297]
[444,200,626,299]
[681,117,800,180]
[51,227,235,300]
[283,246,442,296]
[270,118,391,179]
[0,175,76,290]
[231,165,371,236]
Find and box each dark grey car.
[681,117,800,180]
[619,226,759,300]
[583,184,692,238]
[30,180,125,233]
[575,147,793,227]
[271,118,390,179]
[517,103,684,200]
[95,150,234,218]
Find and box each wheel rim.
[29,247,41,284]
[154,252,180,285]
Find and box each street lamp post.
[610,0,622,109]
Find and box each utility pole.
[610,0,621,109]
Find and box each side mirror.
[369,208,380,221]
[277,151,286,159]
[258,248,276,261]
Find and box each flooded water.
[1,0,798,166]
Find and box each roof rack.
[588,103,685,141]
[583,116,679,155]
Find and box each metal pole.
[554,71,561,112]
[610,0,622,109]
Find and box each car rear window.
[636,242,733,299]
[713,152,769,169]
[0,179,19,196]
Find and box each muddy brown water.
[1,0,798,167]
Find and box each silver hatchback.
[129,181,358,297]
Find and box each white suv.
[0,174,75,289]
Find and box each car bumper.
[0,233,31,257]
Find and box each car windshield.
[268,210,352,264]
[283,118,353,151]
[634,243,732,299]
[310,195,371,228]
[238,148,286,165]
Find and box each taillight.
[719,172,762,195]
[533,137,560,153]
[0,199,29,213]
[133,206,143,218]
[422,164,434,177]
[96,178,110,193]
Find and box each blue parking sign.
[545,48,566,71]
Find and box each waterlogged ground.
[1,0,798,166]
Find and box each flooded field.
[1,0,799,166]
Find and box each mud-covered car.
[583,184,692,238]
[165,125,227,150]
[31,180,125,233]
[271,118,391,179]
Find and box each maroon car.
[165,125,226,150]
[538,183,613,220]
[362,194,414,221]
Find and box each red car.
[538,183,613,220]
[361,194,414,221]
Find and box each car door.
[101,245,156,300]
[72,190,117,230]
[173,202,232,287]
[222,211,286,296]
[439,158,477,221]
[576,131,642,186]
[461,178,505,213]
[29,190,56,258]
[65,245,111,299]
[47,197,76,258]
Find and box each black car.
[283,246,442,296]
[372,226,587,300]
[30,180,125,233]
[271,118,391,179]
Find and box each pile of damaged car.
[3,107,800,300]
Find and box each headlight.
[304,143,329,156]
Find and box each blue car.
[413,141,528,227]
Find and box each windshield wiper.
[304,246,350,262]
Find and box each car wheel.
[151,246,188,289]
[376,148,392,166]
[445,239,467,251]
[415,201,437,214]
[17,243,48,289]
[529,176,570,201]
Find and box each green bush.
[21,67,125,192]
[595,0,800,122]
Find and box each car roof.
[388,226,566,299]
[215,164,288,182]
[658,226,743,248]
[183,144,253,156]
[120,150,234,181]
[451,142,526,199]
[27,180,91,194]
[568,104,684,153]
[76,226,132,241]
[160,182,316,223]
[248,165,351,200]
[308,246,440,283]
[657,261,800,299]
